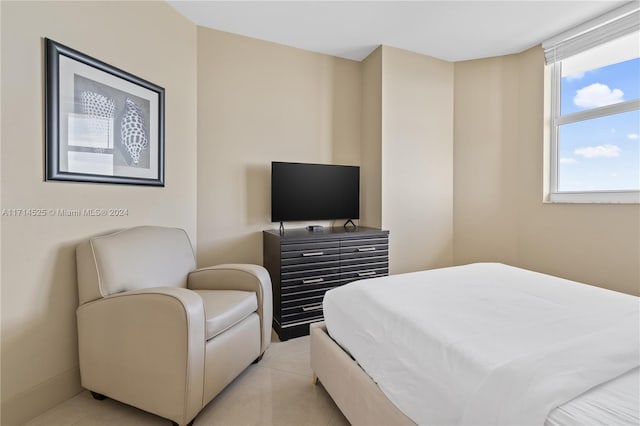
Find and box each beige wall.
[454,55,520,265]
[454,46,640,296]
[0,2,197,424]
[196,28,362,267]
[360,47,383,229]
[381,46,454,273]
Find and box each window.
[544,4,640,203]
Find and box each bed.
[310,263,640,425]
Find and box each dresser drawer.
[281,268,340,282]
[281,241,339,259]
[340,237,388,251]
[340,254,388,267]
[282,292,325,308]
[282,282,338,301]
[281,303,325,325]
[340,249,388,262]
[341,259,388,273]
[341,265,388,282]
[281,274,341,293]
[281,255,341,271]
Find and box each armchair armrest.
[76,287,205,426]
[187,264,272,353]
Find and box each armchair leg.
[90,391,107,401]
[252,353,264,364]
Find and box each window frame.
[548,60,640,204]
[549,61,640,204]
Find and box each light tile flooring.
[25,334,349,426]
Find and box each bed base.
[310,322,415,426]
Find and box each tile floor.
[24,334,349,426]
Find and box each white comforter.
[323,263,640,425]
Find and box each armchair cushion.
[188,264,272,353]
[193,290,258,341]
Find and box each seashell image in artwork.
[121,98,149,165]
[80,91,115,136]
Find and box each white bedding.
[323,263,640,426]
[546,367,639,426]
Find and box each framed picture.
[45,38,164,186]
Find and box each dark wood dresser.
[263,226,389,341]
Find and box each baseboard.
[1,367,82,425]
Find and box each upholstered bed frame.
[310,322,415,425]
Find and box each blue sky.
[558,58,639,192]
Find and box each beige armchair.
[75,226,272,426]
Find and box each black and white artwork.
[46,38,164,186]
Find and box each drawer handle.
[302,252,324,257]
[357,271,377,277]
[357,247,377,252]
[302,278,324,284]
[302,304,324,312]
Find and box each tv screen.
[271,162,360,222]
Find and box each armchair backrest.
[77,226,197,305]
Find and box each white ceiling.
[167,1,627,62]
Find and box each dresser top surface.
[264,226,388,241]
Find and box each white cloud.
[560,158,578,164]
[564,72,585,81]
[574,144,621,158]
[628,133,639,140]
[574,83,624,108]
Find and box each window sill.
[547,191,640,204]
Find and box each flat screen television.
[271,161,359,223]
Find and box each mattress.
[323,263,640,426]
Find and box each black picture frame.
[45,38,165,186]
